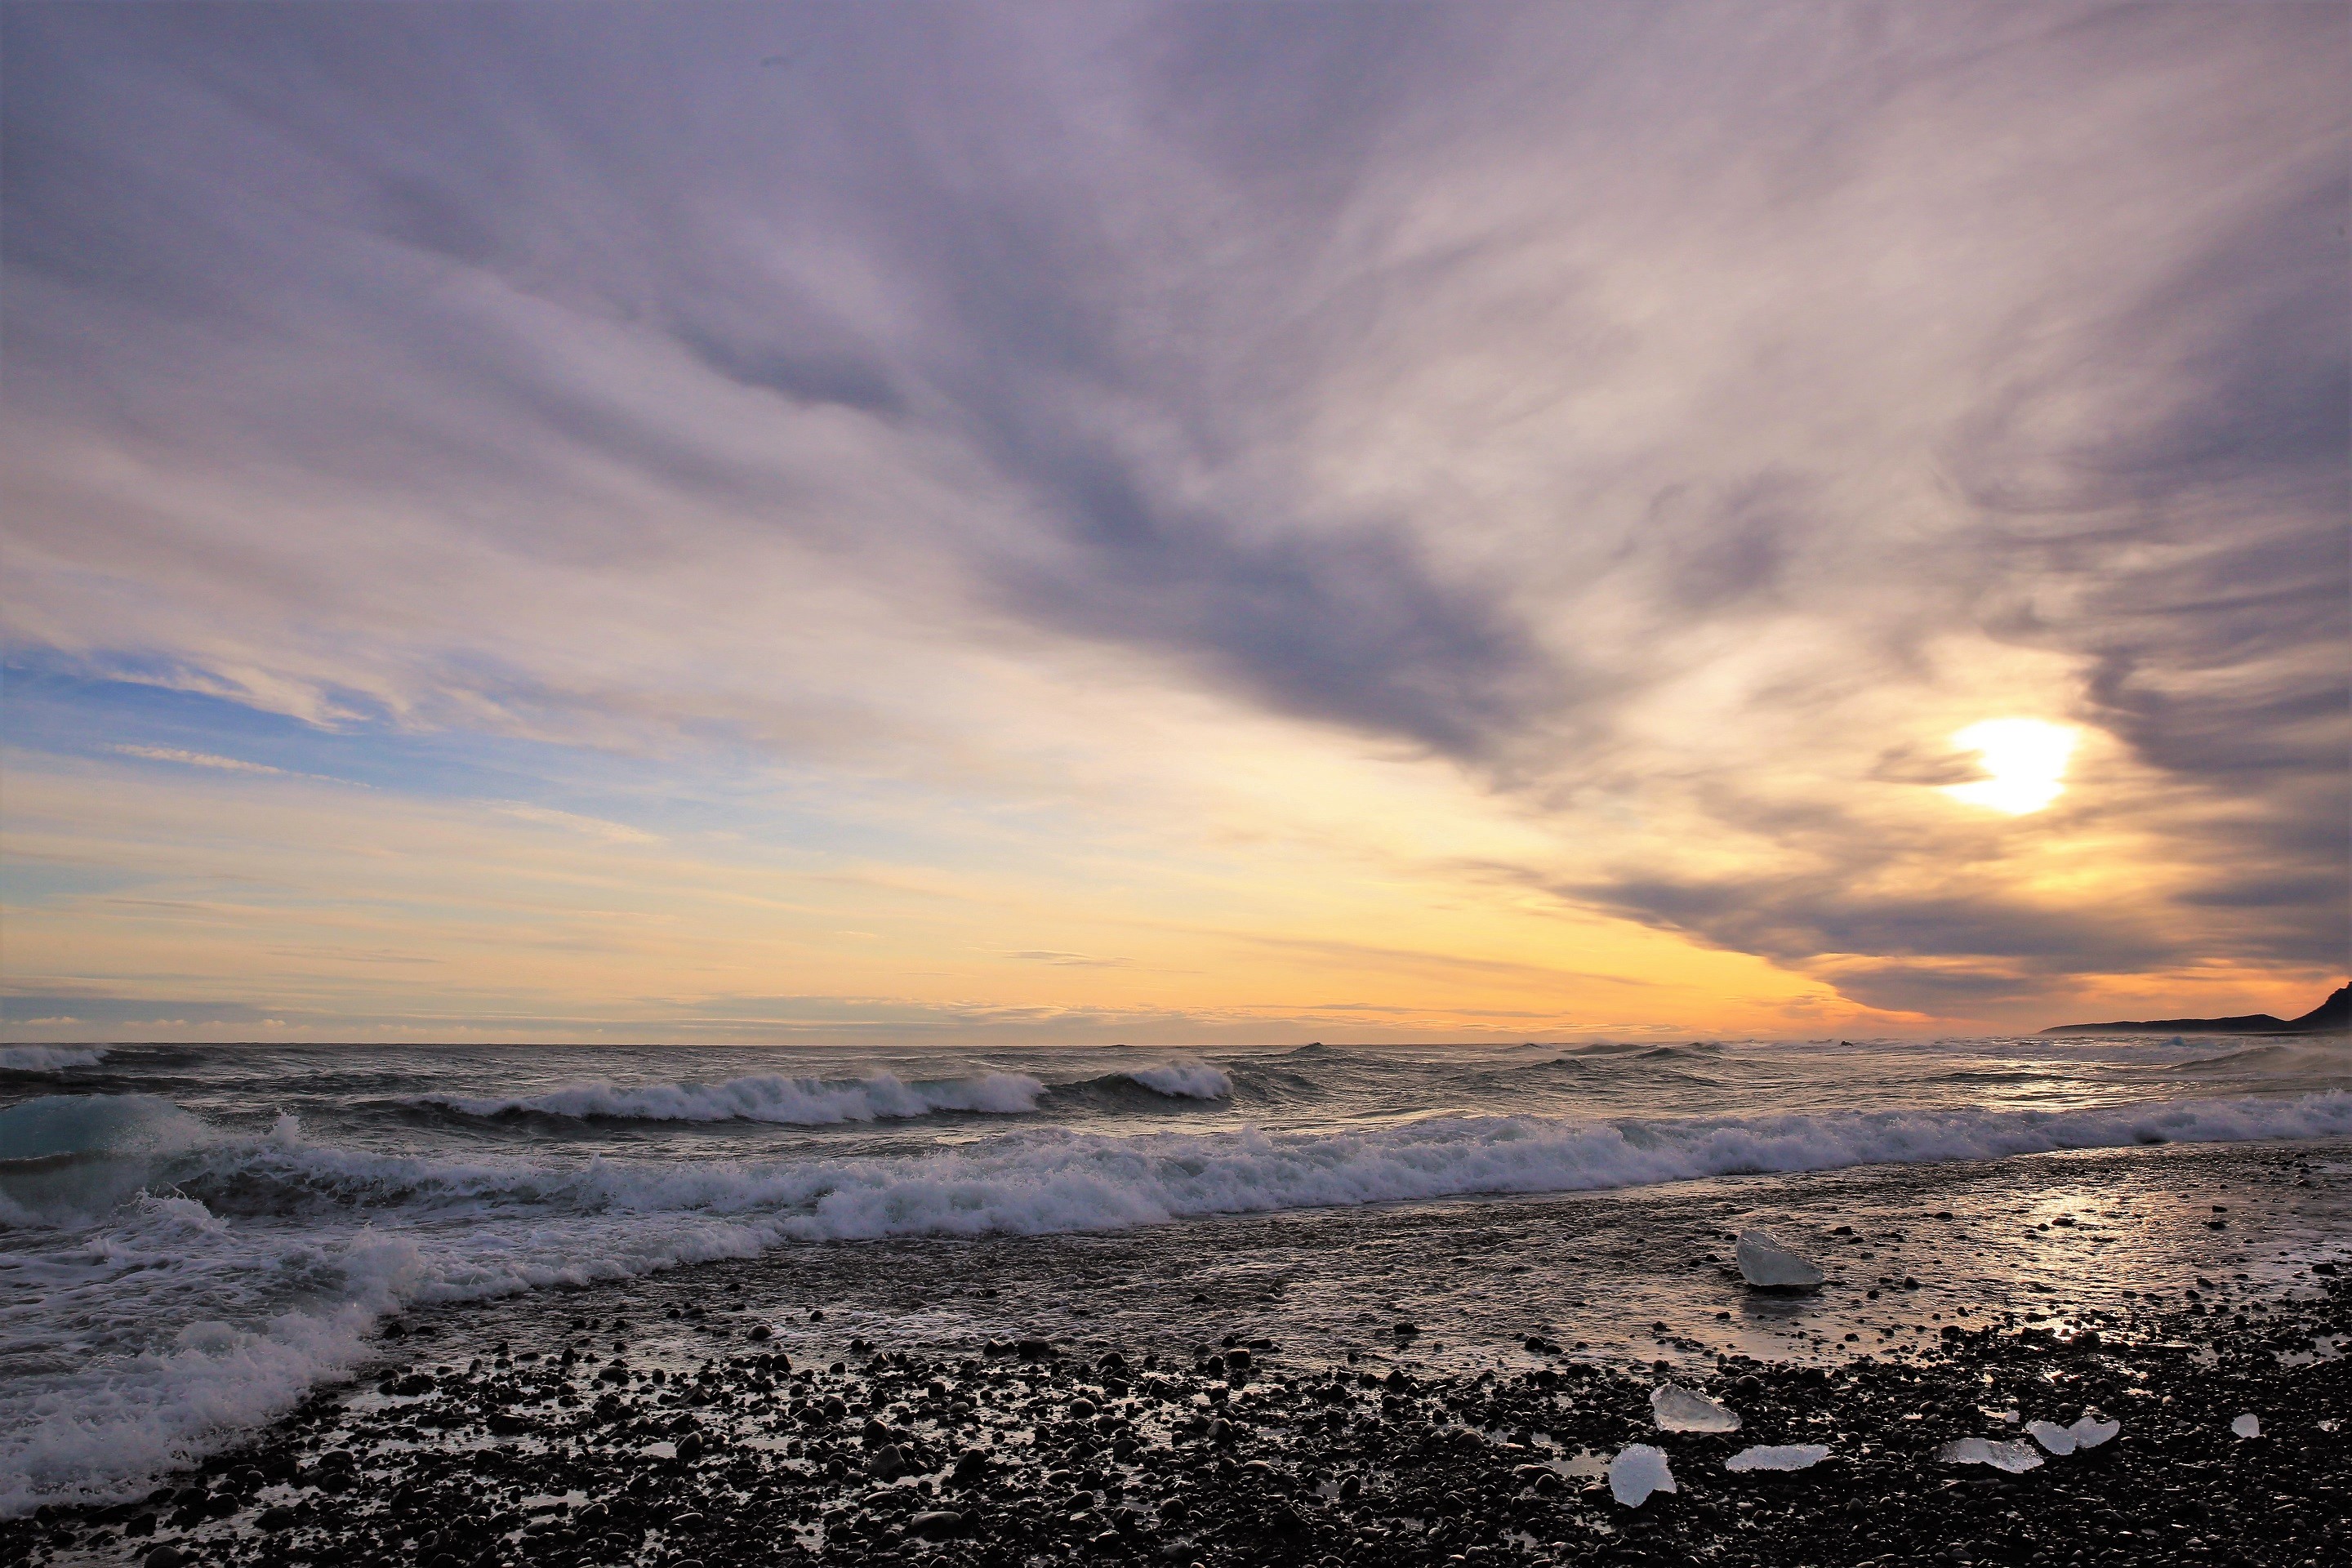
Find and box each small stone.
[906,1509,963,1539]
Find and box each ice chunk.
[2028,1411,2119,1454]
[2069,1414,2118,1450]
[1735,1228,1824,1290]
[1608,1444,1678,1507]
[1726,1443,1831,1473]
[1651,1383,1742,1433]
[1936,1437,2043,1473]
[2230,1414,2261,1439]
[2025,1419,2076,1455]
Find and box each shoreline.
[5,1138,2346,1566]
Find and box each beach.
[7,1129,2344,1567]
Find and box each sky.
[2,1,2345,1045]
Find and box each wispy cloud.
[111,745,288,776]
[493,803,661,845]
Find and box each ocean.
[3,1032,2346,1520]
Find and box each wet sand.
[8,1138,2346,1567]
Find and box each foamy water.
[1,1033,2343,1512]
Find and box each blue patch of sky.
[2,653,580,796]
[1,654,1094,876]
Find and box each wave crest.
[1118,1060,1232,1099]
[0,1045,108,1072]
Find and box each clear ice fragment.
[2069,1414,2118,1449]
[1651,1383,1742,1433]
[1735,1228,1824,1289]
[2029,1411,2119,1454]
[1725,1443,1831,1472]
[1936,1437,2042,1473]
[2025,1419,2076,1455]
[1608,1444,1678,1507]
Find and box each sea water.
[2,1032,2345,1514]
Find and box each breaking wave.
[1114,1060,1232,1099]
[0,1046,108,1073]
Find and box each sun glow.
[1942,719,2079,815]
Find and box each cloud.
[0,2,2341,1028]
[493,803,661,845]
[111,745,288,776]
[108,742,366,787]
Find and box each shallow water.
[2,1032,2345,1513]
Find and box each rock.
[1609,1445,1677,1508]
[906,1509,964,1539]
[1017,1339,1054,1361]
[142,1548,189,1568]
[1725,1444,1831,1472]
[870,1443,909,1480]
[1650,1383,1742,1433]
[2230,1414,2261,1439]
[675,1431,706,1462]
[951,1449,991,1485]
[1735,1229,1824,1290]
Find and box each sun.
[1942,719,2079,815]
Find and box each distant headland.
[2042,982,2350,1036]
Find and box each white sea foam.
[1120,1060,1233,1099]
[3,1085,2347,1514]
[420,1070,1047,1125]
[0,1046,107,1072]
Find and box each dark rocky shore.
[7,1140,2345,1568]
[11,1281,2344,1567]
